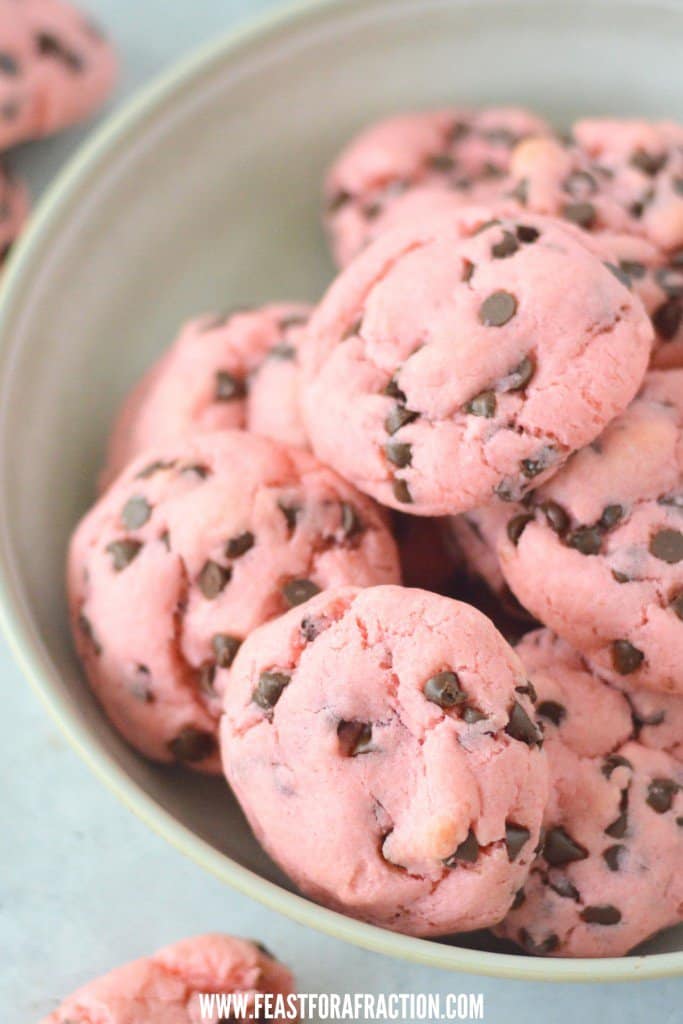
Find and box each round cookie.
[301,208,653,516]
[68,432,400,769]
[221,585,548,937]
[40,934,295,1024]
[324,106,551,267]
[495,370,683,695]
[0,0,116,149]
[496,629,683,957]
[102,304,311,488]
[0,160,29,264]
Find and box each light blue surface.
[1,2,680,1021]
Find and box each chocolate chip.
[611,639,644,675]
[511,888,526,909]
[655,267,683,298]
[462,707,488,724]
[215,370,246,401]
[278,501,300,532]
[604,261,632,289]
[465,390,496,417]
[268,342,296,360]
[658,492,683,510]
[505,823,531,861]
[563,201,596,228]
[498,355,535,392]
[0,53,19,76]
[605,787,630,838]
[541,501,569,535]
[385,405,418,435]
[327,189,351,213]
[549,876,580,901]
[341,317,363,340]
[515,224,539,243]
[508,179,528,205]
[168,727,216,763]
[212,633,241,668]
[197,560,231,599]
[620,259,646,279]
[198,663,216,696]
[462,259,475,282]
[78,613,101,655]
[516,680,537,702]
[479,290,517,327]
[106,539,142,571]
[337,720,373,756]
[507,514,533,546]
[282,578,320,607]
[340,502,363,539]
[543,827,588,867]
[492,231,519,259]
[385,441,412,467]
[519,929,559,956]
[630,149,667,176]
[612,570,631,583]
[121,495,151,530]
[521,447,556,479]
[598,504,624,531]
[392,479,413,504]
[444,829,479,866]
[672,592,683,620]
[226,531,255,558]
[603,844,626,872]
[428,152,455,172]
[424,670,466,708]
[580,905,622,926]
[649,528,683,563]
[563,170,597,196]
[646,778,679,813]
[180,463,210,479]
[652,298,682,339]
[300,616,324,642]
[363,201,381,220]
[253,670,290,710]
[602,754,632,779]
[567,526,602,556]
[383,377,406,402]
[36,32,83,71]
[537,700,566,726]
[505,701,542,746]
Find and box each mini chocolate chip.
[282,578,320,607]
[106,539,142,571]
[462,259,475,282]
[604,262,632,288]
[226,531,255,558]
[327,189,351,213]
[385,441,412,467]
[659,492,683,509]
[612,570,631,583]
[515,224,539,243]
[507,514,534,546]
[268,342,296,360]
[424,670,466,708]
[649,528,683,563]
[505,701,542,746]
[492,231,519,259]
[341,317,363,340]
[537,700,566,726]
[655,267,683,297]
[300,616,323,642]
[646,778,679,813]
[580,905,622,926]
[0,53,19,75]
[629,199,645,219]
[602,754,632,779]
[652,298,682,339]
[541,501,569,535]
[598,504,624,530]
[121,495,151,530]
[603,844,626,872]
[543,827,588,866]
[563,170,597,196]
[36,32,83,71]
[444,829,479,866]
[383,377,406,402]
[78,613,101,655]
[508,179,528,205]
[428,152,455,172]
[392,479,413,504]
[519,929,559,956]
[363,201,381,220]
[337,720,373,756]
[340,502,363,538]
[549,875,580,901]
[521,447,556,478]
[516,680,537,702]
[465,390,497,417]
[479,290,517,327]
[212,633,241,668]
[197,560,231,599]
[505,823,531,861]
[215,370,246,401]
[672,592,683,620]
[385,404,418,435]
[168,727,216,763]
[563,201,596,228]
[611,639,644,675]
[160,530,171,551]
[567,526,603,556]
[278,500,300,532]
[620,259,646,279]
[462,706,488,724]
[605,786,630,838]
[253,670,291,710]
[511,888,526,909]
[498,355,535,392]
[180,463,210,479]
[198,663,216,696]
[630,148,667,176]
[677,816,683,827]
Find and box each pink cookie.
[0,159,28,263]
[68,432,400,769]
[221,585,548,937]
[103,304,311,488]
[392,512,460,594]
[40,934,295,1024]
[496,629,683,957]
[0,0,116,149]
[324,106,550,267]
[495,370,683,695]
[301,208,652,516]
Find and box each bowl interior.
[0,0,682,980]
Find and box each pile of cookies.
[0,0,116,263]
[68,105,683,959]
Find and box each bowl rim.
[0,0,681,982]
